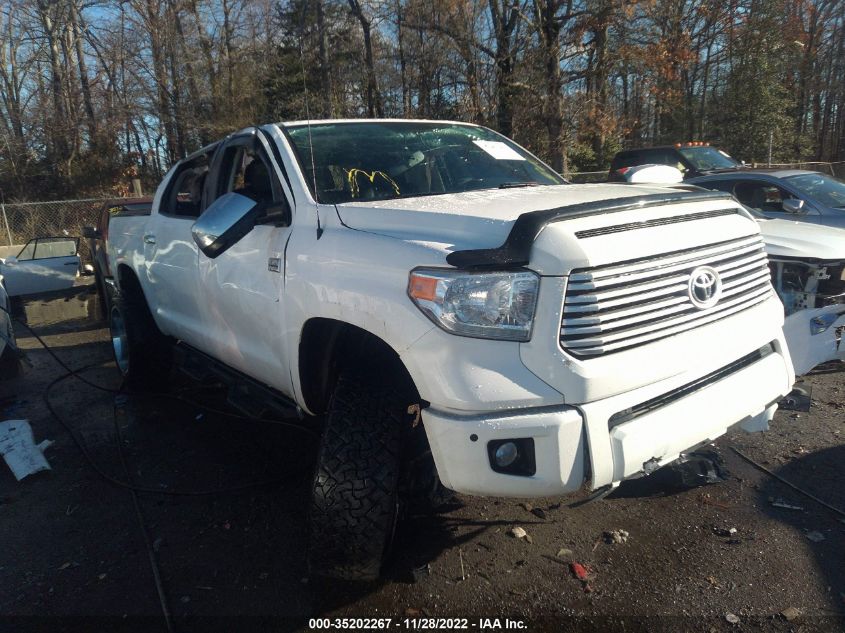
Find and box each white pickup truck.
[108,120,794,580]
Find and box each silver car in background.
[689,170,845,228]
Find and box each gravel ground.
[0,285,843,633]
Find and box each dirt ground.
[1,284,844,633]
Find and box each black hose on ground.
[2,300,318,495]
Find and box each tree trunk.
[221,0,236,111]
[71,1,97,142]
[395,0,410,116]
[37,1,69,177]
[348,0,383,117]
[489,0,520,138]
[141,0,177,163]
[316,0,333,117]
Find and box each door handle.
[63,262,78,266]
[143,234,156,245]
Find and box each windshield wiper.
[498,181,539,189]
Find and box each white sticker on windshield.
[473,140,526,161]
[718,150,731,157]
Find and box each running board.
[174,343,301,420]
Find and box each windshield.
[284,121,565,204]
[784,172,845,210]
[678,146,741,171]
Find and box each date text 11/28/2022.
[308,618,528,630]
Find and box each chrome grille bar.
[560,235,773,357]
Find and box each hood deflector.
[445,190,734,269]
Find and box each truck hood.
[335,184,675,250]
[757,218,845,260]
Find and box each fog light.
[487,438,536,476]
[494,442,519,467]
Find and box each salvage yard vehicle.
[107,119,795,580]
[609,143,744,181]
[689,170,845,229]
[82,198,152,311]
[0,237,81,297]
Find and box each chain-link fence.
[566,170,607,183]
[0,198,109,262]
[755,161,845,179]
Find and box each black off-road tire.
[109,287,172,389]
[308,369,405,581]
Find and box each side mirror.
[191,192,259,258]
[82,226,100,239]
[782,198,805,214]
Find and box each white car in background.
[0,236,81,297]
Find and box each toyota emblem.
[688,266,722,309]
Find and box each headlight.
[408,268,539,341]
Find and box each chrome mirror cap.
[782,198,805,214]
[191,192,258,258]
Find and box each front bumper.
[422,340,793,498]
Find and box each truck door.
[194,131,295,395]
[143,153,210,347]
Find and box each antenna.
[298,2,323,239]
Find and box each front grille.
[560,235,773,357]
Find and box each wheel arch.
[115,263,141,294]
[114,264,157,325]
[297,317,419,416]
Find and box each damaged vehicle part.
[766,256,845,316]
[782,304,845,375]
[756,218,845,374]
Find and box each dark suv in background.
[609,143,743,181]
